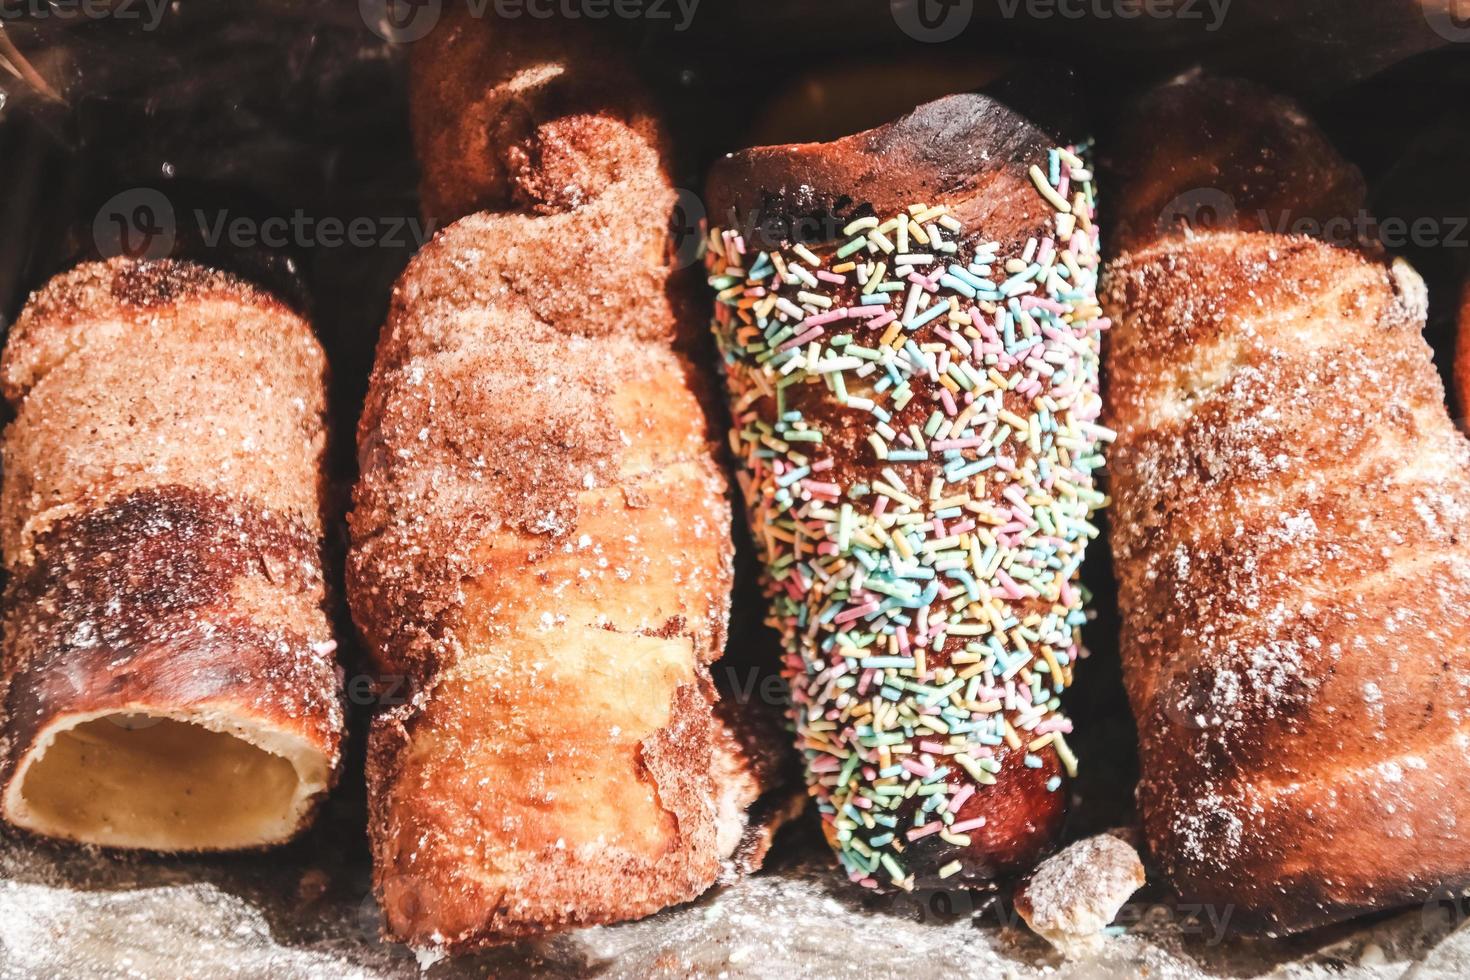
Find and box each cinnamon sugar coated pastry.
[1105,77,1470,934]
[707,94,1110,890]
[349,12,795,952]
[0,258,342,851]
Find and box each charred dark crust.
[15,257,294,335]
[706,88,1079,256]
[104,259,273,311]
[711,683,798,791]
[0,485,340,804]
[906,745,1066,888]
[1151,823,1470,938]
[1106,75,1369,254]
[12,484,322,628]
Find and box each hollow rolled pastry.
[705,91,1109,890]
[348,14,793,951]
[1105,76,1470,934]
[0,258,341,851]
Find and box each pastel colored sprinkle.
[706,142,1108,891]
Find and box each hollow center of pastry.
[11,714,312,850]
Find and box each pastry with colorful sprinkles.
[706,91,1110,891]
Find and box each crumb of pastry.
[1013,831,1145,957]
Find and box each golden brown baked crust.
[353,277,733,943]
[350,12,797,951]
[0,258,341,852]
[1104,77,1470,934]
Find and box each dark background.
[2,0,1470,964]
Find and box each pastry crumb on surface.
[1014,831,1146,957]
